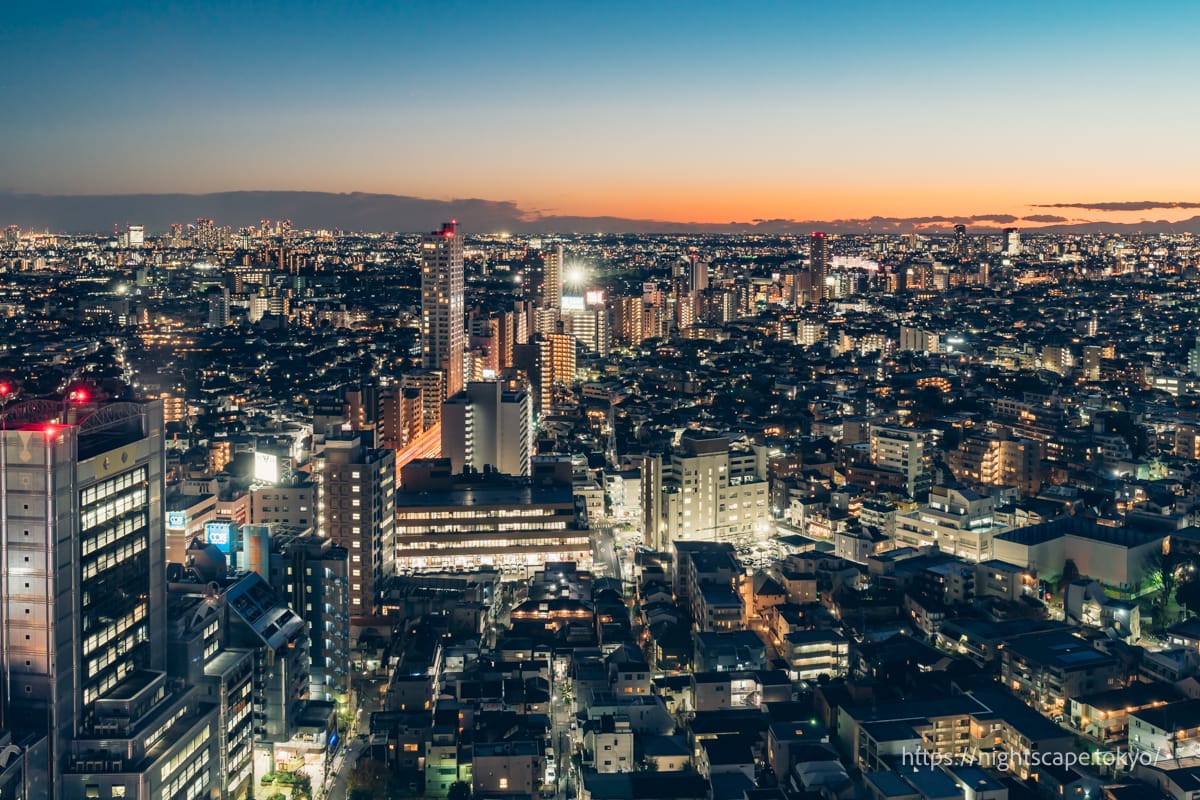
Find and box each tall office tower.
[127,224,144,247]
[421,221,465,398]
[954,224,968,259]
[441,381,532,477]
[3,225,18,246]
[870,425,934,499]
[0,400,222,799]
[809,232,829,303]
[1003,227,1022,256]
[1189,336,1200,377]
[317,436,396,615]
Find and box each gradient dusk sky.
[3,0,1199,226]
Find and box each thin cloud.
[0,190,1180,234]
[1035,201,1200,212]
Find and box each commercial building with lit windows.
[393,479,591,577]
[316,435,395,615]
[0,398,221,800]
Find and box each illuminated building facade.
[421,221,465,398]
[316,436,396,615]
[393,480,590,578]
[0,399,222,800]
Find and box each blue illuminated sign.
[205,521,235,552]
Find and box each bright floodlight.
[566,265,587,285]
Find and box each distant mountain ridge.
[1,190,1196,236]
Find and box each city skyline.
[4,1,1200,227]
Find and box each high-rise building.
[400,371,444,433]
[954,224,968,260]
[611,296,645,345]
[206,286,231,327]
[441,381,532,477]
[869,425,934,498]
[689,255,709,294]
[542,244,563,313]
[810,232,829,303]
[377,383,427,452]
[316,436,396,615]
[0,399,223,800]
[421,221,465,398]
[541,333,576,410]
[1003,228,1022,256]
[257,528,350,704]
[560,304,610,356]
[1189,336,1200,377]
[658,434,770,550]
[393,463,590,577]
[127,224,144,247]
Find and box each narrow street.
[322,739,366,800]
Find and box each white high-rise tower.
[421,221,465,398]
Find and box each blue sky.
[2,1,1198,223]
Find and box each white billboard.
[254,452,279,483]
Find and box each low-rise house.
[767,720,830,776]
[1065,579,1141,642]
[1070,683,1182,745]
[473,740,545,798]
[697,737,755,782]
[584,714,635,774]
[641,734,691,772]
[693,630,768,672]
[781,629,849,681]
[1130,699,1200,760]
[1135,757,1200,800]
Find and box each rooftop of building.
[1001,629,1117,670]
[1073,681,1182,711]
[995,516,1163,548]
[395,484,574,508]
[1130,698,1200,731]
